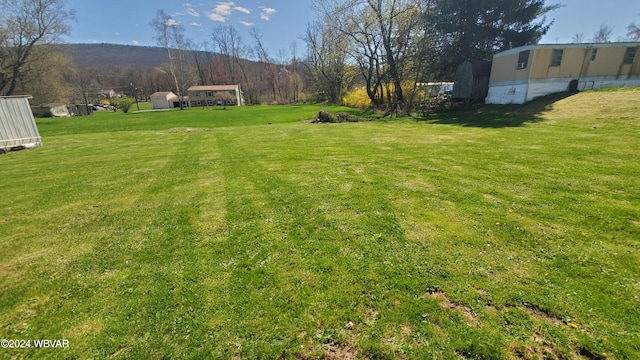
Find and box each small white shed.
[150,91,177,109]
[0,95,43,153]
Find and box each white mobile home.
[486,42,640,104]
[0,96,42,153]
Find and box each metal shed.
[0,95,43,153]
[452,60,493,104]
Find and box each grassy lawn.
[1,91,639,359]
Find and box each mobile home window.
[622,47,637,64]
[550,49,563,67]
[591,48,598,61]
[517,50,530,69]
[207,91,213,97]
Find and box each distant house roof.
[150,91,186,101]
[151,91,175,97]
[188,85,241,92]
[99,89,117,98]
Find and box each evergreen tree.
[429,0,559,78]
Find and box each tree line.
[305,0,561,112]
[2,0,639,110]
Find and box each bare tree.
[18,46,73,104]
[592,23,613,43]
[0,0,75,95]
[188,41,207,86]
[628,16,640,41]
[210,25,255,102]
[199,41,218,85]
[313,0,423,111]
[250,27,280,102]
[66,67,98,114]
[303,20,351,104]
[571,33,585,43]
[289,42,301,103]
[211,25,251,87]
[150,10,194,109]
[366,0,418,109]
[277,48,291,102]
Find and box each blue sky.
[63,0,640,58]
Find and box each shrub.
[114,96,135,113]
[342,87,373,109]
[343,83,427,110]
[417,95,451,117]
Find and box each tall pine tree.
[429,0,559,78]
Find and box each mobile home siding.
[0,96,42,151]
[489,50,533,83]
[487,43,640,104]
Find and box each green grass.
[37,103,361,136]
[1,91,639,359]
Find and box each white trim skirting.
[486,76,640,104]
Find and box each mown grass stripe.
[1,90,639,358]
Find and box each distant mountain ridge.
[62,43,173,69]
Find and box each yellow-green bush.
[342,87,372,109]
[343,83,427,109]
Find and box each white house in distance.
[150,91,178,109]
[99,89,117,99]
[486,42,640,104]
[187,85,244,107]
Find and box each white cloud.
[132,40,139,45]
[115,32,121,35]
[239,20,254,26]
[191,22,202,27]
[206,2,254,23]
[186,6,200,17]
[234,6,250,14]
[166,18,180,26]
[260,7,277,21]
[207,2,234,22]
[207,12,226,22]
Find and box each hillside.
[63,43,173,69]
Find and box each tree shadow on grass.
[419,91,577,128]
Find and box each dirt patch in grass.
[521,302,564,327]
[64,319,105,338]
[426,290,478,326]
[401,323,412,335]
[165,127,211,133]
[323,344,358,359]
[524,333,562,359]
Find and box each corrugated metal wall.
[0,96,42,150]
